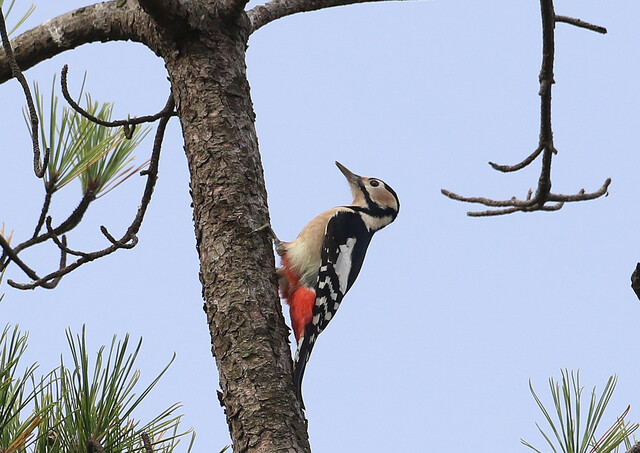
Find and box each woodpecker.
[267,161,399,408]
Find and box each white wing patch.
[334,237,356,294]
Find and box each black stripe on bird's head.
[335,161,400,219]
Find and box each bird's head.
[335,161,399,221]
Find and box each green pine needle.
[0,325,52,453]
[0,0,35,37]
[25,76,149,197]
[0,325,195,453]
[522,370,638,453]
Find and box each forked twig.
[442,0,610,216]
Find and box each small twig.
[466,203,564,217]
[547,178,611,202]
[8,191,96,258]
[100,225,138,248]
[467,207,522,217]
[4,233,66,290]
[52,191,96,235]
[141,433,154,453]
[61,65,176,138]
[0,8,49,178]
[39,236,68,289]
[125,93,174,234]
[555,15,607,34]
[0,233,40,281]
[489,146,543,173]
[247,0,392,34]
[441,189,533,208]
[45,218,91,258]
[32,188,55,238]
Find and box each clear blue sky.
[2,1,640,451]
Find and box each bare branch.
[61,64,176,138]
[32,189,54,238]
[443,0,610,216]
[441,177,608,217]
[441,189,532,208]
[0,7,49,178]
[40,236,68,290]
[466,202,564,217]
[247,0,402,34]
[489,146,543,173]
[467,206,532,217]
[45,218,91,258]
[0,233,40,281]
[0,1,155,84]
[100,226,138,248]
[547,178,611,202]
[1,191,97,265]
[555,15,607,34]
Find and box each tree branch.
[247,0,402,34]
[5,94,174,290]
[556,15,607,34]
[61,64,176,138]
[442,0,610,216]
[0,233,40,281]
[489,145,543,172]
[1,191,97,266]
[0,7,48,177]
[32,188,54,238]
[137,0,245,34]
[0,0,155,84]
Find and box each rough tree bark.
[0,0,309,451]
[157,14,309,453]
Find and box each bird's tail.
[293,331,316,410]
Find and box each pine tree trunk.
[163,17,311,453]
[0,0,313,449]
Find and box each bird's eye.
[370,179,380,187]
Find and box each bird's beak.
[335,161,363,188]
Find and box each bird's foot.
[253,223,286,256]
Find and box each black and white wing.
[293,210,373,407]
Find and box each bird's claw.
[253,223,286,256]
